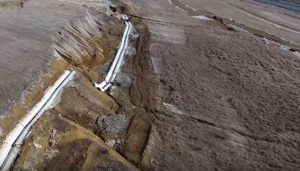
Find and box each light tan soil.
[0,59,68,143]
[0,0,91,117]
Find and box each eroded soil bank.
[9,1,160,170]
[0,0,118,141]
[2,0,300,170]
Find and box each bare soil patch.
[147,20,300,170]
[0,0,26,7]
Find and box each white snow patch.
[33,142,42,149]
[192,15,212,21]
[293,51,300,58]
[106,140,116,147]
[105,139,120,147]
[163,102,183,115]
[279,45,300,59]
[280,45,290,51]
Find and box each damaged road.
[1,0,300,170]
[1,0,157,170]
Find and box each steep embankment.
[3,1,160,170]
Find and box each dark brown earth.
[122,0,300,170]
[150,26,300,170]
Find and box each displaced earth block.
[1,0,300,170]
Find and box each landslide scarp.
[10,1,159,170]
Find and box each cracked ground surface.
[125,0,300,170]
[1,0,300,170]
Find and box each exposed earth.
[1,0,300,170]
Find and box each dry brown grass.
[53,12,124,83]
[53,12,106,66]
[0,0,26,7]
